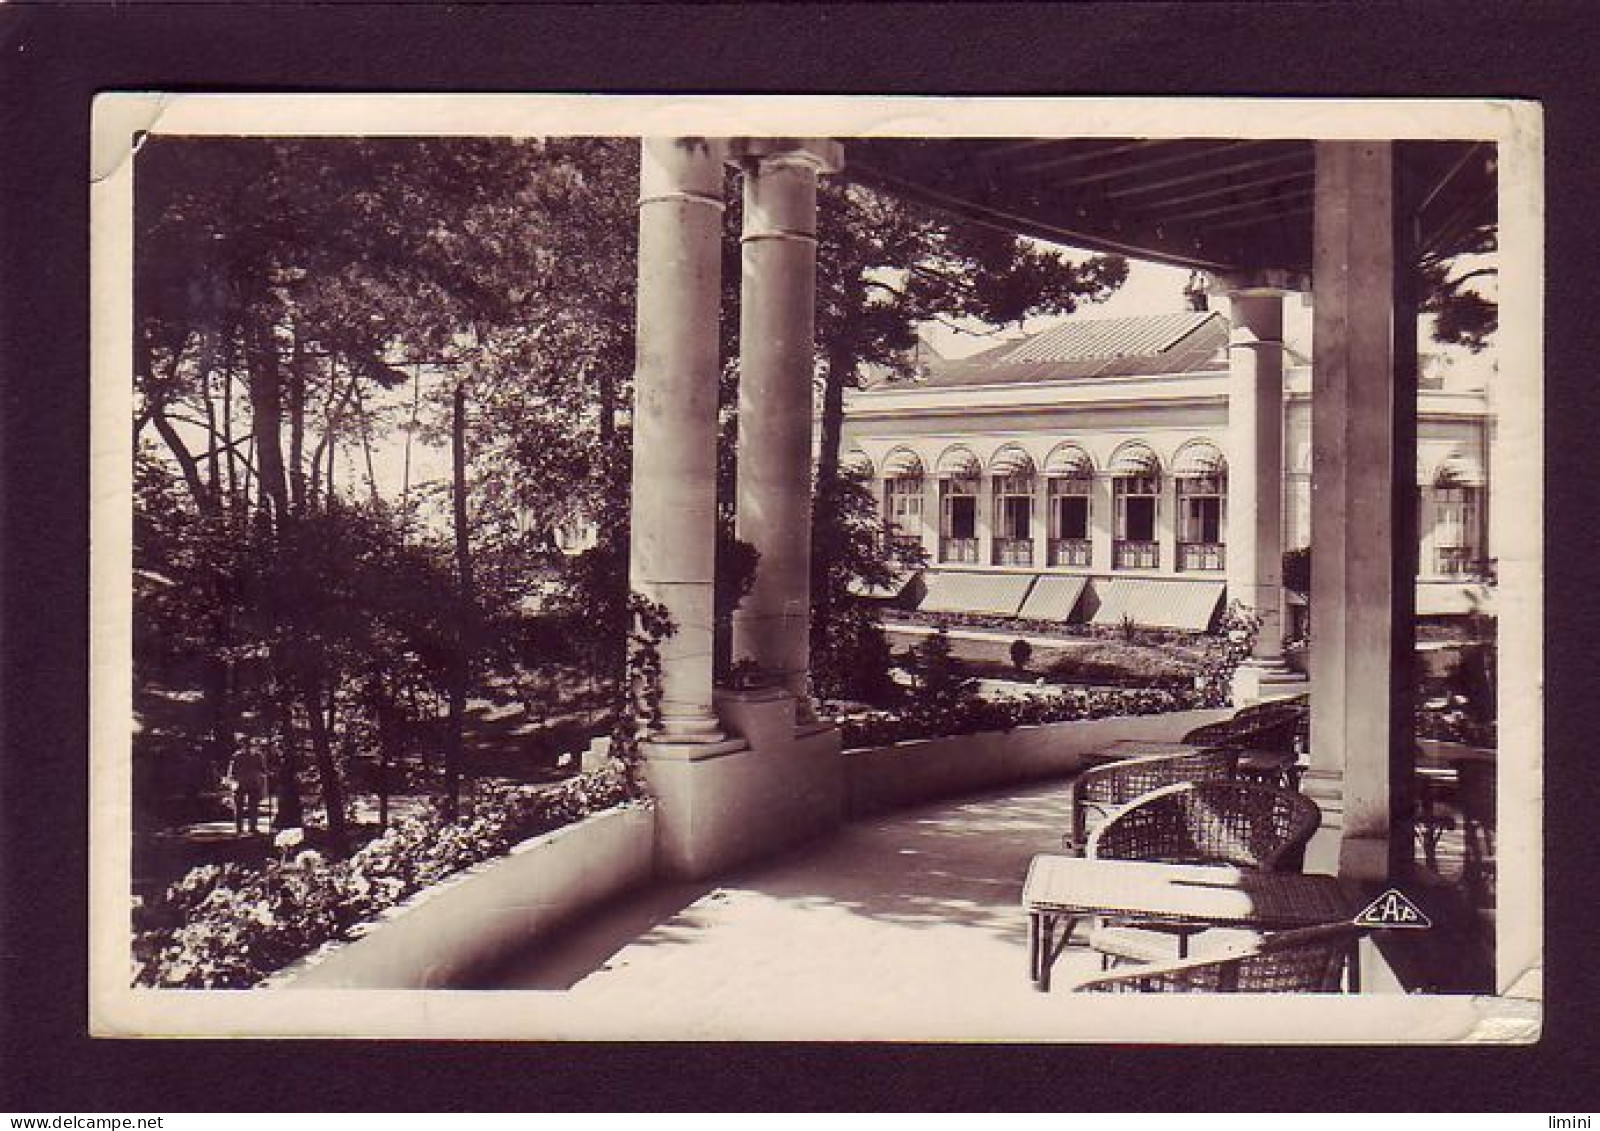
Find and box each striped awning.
[1433,450,1486,487]
[1018,574,1089,622]
[1108,444,1161,477]
[1088,578,1225,632]
[1416,581,1494,616]
[882,447,924,478]
[917,570,1036,616]
[934,446,982,478]
[1043,444,1094,478]
[1172,441,1227,478]
[841,448,875,478]
[988,445,1035,477]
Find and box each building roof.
[915,311,1229,388]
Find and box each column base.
[1230,657,1307,706]
[1299,767,1346,875]
[645,712,843,880]
[640,735,748,763]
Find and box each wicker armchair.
[1085,779,1322,872]
[1182,694,1309,756]
[1071,923,1356,994]
[1062,747,1240,853]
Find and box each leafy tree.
[134,136,572,850]
[1419,225,1497,353]
[801,180,1128,688]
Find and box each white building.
[839,309,1493,633]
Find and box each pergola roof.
[849,138,1496,277]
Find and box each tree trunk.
[350,379,383,508]
[810,337,858,638]
[246,317,292,534]
[223,337,240,507]
[445,381,476,820]
[301,672,349,857]
[287,328,307,517]
[269,684,305,830]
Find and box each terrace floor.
[474,771,1498,1041]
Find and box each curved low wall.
[843,706,1233,817]
[284,803,656,990]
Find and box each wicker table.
[1022,854,1357,992]
[1091,739,1303,790]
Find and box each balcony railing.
[1434,546,1479,577]
[939,537,979,564]
[1178,541,1226,572]
[992,538,1034,567]
[1048,538,1091,567]
[1113,540,1159,570]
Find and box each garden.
[129,133,1142,989]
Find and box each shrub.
[1190,600,1262,708]
[132,764,637,989]
[1008,638,1033,673]
[836,683,1203,750]
[812,598,899,706]
[904,628,984,732]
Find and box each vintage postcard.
[89,93,1542,1041]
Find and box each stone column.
[1155,470,1177,573]
[1220,278,1302,702]
[1090,474,1114,573]
[629,137,731,746]
[730,139,843,719]
[1030,477,1049,569]
[1305,140,1415,881]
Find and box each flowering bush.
[834,683,1204,750]
[1190,601,1262,708]
[132,764,637,989]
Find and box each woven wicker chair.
[1085,779,1322,872]
[1070,922,1356,994]
[1062,747,1240,853]
[1182,694,1309,756]
[1083,779,1324,962]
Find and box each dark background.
[2,0,1596,1113]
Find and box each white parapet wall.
[842,705,1234,817]
[646,687,845,880]
[284,803,656,990]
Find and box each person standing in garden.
[227,738,267,836]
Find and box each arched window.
[1428,451,1486,577]
[1044,444,1093,567]
[989,446,1036,566]
[879,448,924,552]
[1174,442,1227,572]
[1109,444,1161,570]
[935,447,981,563]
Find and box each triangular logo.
[1354,888,1433,929]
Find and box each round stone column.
[1222,281,1297,695]
[730,140,842,719]
[629,137,729,743]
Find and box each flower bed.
[132,764,635,989]
[834,684,1205,750]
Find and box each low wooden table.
[1022,854,1358,992]
[1090,739,1303,790]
